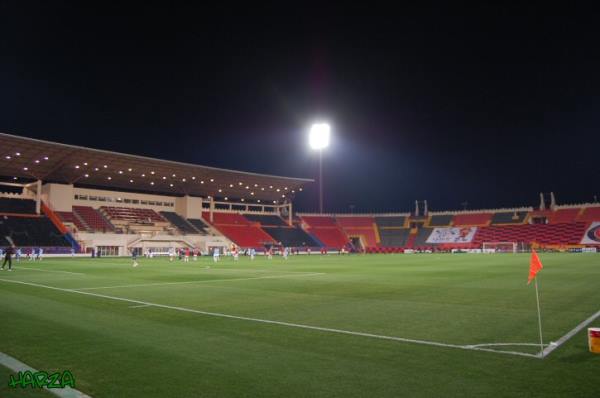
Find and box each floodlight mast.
[309,123,330,213]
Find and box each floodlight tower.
[309,122,330,213]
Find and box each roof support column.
[288,202,292,226]
[209,197,215,223]
[35,179,42,214]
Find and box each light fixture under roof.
[257,199,261,203]
[169,183,173,187]
[210,178,214,182]
[141,174,145,177]
[150,182,155,185]
[23,167,28,171]
[75,165,80,169]
[43,156,48,160]
[107,176,112,180]
[218,189,222,193]
[151,171,155,174]
[162,176,167,180]
[241,198,245,202]
[5,156,10,159]
[250,192,254,196]
[94,167,99,171]
[182,178,186,182]
[118,170,123,174]
[224,197,228,201]
[192,176,196,180]
[35,160,40,163]
[84,174,89,178]
[172,174,176,177]
[103,165,108,168]
[269,185,273,189]
[200,180,204,184]
[238,182,243,185]
[83,162,88,166]
[15,152,20,156]
[276,188,280,192]
[130,179,134,183]
[229,184,234,187]
[128,168,132,172]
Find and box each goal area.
[482,242,517,253]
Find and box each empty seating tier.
[452,213,492,226]
[490,211,527,225]
[244,214,288,226]
[187,218,209,234]
[549,208,580,224]
[378,228,411,247]
[0,216,69,247]
[578,206,600,222]
[73,206,115,232]
[203,212,276,248]
[429,214,453,226]
[374,216,407,227]
[0,198,36,214]
[160,211,199,234]
[101,206,165,223]
[300,216,349,249]
[474,223,587,246]
[262,226,321,247]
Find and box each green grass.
[0,253,599,397]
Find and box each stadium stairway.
[336,216,380,249]
[41,202,81,252]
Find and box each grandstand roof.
[0,132,312,201]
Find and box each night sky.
[1,4,598,213]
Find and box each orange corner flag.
[528,249,543,285]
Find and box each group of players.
[130,245,294,267]
[1,246,45,271]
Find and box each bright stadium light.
[309,122,331,213]
[309,123,330,150]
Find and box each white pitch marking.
[541,309,600,358]
[129,304,152,308]
[0,278,539,359]
[17,267,86,276]
[466,343,549,349]
[74,273,325,291]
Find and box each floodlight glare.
[309,123,330,150]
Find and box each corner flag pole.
[534,277,544,356]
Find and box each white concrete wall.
[72,187,177,210]
[43,183,74,212]
[175,195,203,219]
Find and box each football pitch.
[0,253,598,397]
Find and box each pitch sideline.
[0,278,543,359]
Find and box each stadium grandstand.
[1,132,599,256]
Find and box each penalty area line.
[0,351,92,398]
[0,278,539,359]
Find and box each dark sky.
[1,3,599,212]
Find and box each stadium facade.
[1,132,599,256]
